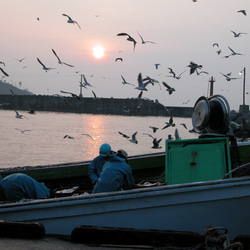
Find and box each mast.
[208,76,215,97]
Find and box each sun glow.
[92,45,105,59]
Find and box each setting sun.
[92,45,105,59]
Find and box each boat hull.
[0,176,249,237]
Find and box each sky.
[1,0,250,111]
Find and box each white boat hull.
[0,177,250,237]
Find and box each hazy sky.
[1,0,250,110]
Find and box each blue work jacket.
[0,173,50,201]
[92,155,134,194]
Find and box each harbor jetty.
[0,94,193,117]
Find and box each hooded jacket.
[92,154,134,193]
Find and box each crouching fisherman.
[0,173,55,201]
[92,149,134,194]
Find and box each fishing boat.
[0,95,250,239]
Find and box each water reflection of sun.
[81,116,106,159]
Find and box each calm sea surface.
[0,110,198,169]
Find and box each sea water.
[0,110,197,168]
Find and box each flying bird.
[0,103,10,107]
[121,75,134,85]
[0,61,5,67]
[15,110,27,119]
[237,10,246,16]
[175,70,186,80]
[137,31,156,44]
[129,132,138,144]
[135,73,148,91]
[15,128,31,134]
[162,116,175,130]
[228,46,243,56]
[180,123,188,129]
[167,68,176,78]
[37,58,55,71]
[60,90,81,100]
[62,14,81,29]
[196,70,209,75]
[154,63,160,70]
[15,58,26,62]
[118,131,130,139]
[63,135,75,140]
[187,61,203,74]
[0,67,9,77]
[92,90,97,99]
[162,82,175,95]
[81,133,95,140]
[117,33,137,51]
[220,72,240,81]
[115,57,123,62]
[52,49,74,67]
[149,126,159,133]
[82,74,94,87]
[231,30,247,38]
[152,138,162,149]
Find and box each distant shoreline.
[0,94,193,117]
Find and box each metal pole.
[243,67,246,106]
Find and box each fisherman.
[92,149,134,194]
[0,173,55,201]
[88,143,115,187]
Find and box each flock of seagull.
[117,115,191,149]
[1,7,249,150]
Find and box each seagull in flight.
[52,49,74,67]
[167,68,176,78]
[196,70,209,75]
[180,123,188,129]
[37,58,55,72]
[129,132,138,144]
[228,46,243,56]
[152,138,162,149]
[63,135,75,140]
[15,58,26,62]
[60,90,81,100]
[175,70,186,80]
[117,33,137,51]
[187,61,202,74]
[62,14,81,29]
[15,128,31,133]
[15,110,27,119]
[82,74,94,87]
[162,82,175,95]
[0,67,9,77]
[149,126,159,133]
[231,30,247,37]
[81,133,95,140]
[135,73,148,91]
[162,116,175,130]
[220,72,240,81]
[118,131,130,139]
[154,63,160,70]
[137,31,156,44]
[238,10,247,16]
[121,75,134,85]
[115,57,123,62]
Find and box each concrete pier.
[0,95,193,117]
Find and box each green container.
[165,137,231,185]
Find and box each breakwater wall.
[0,95,193,117]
